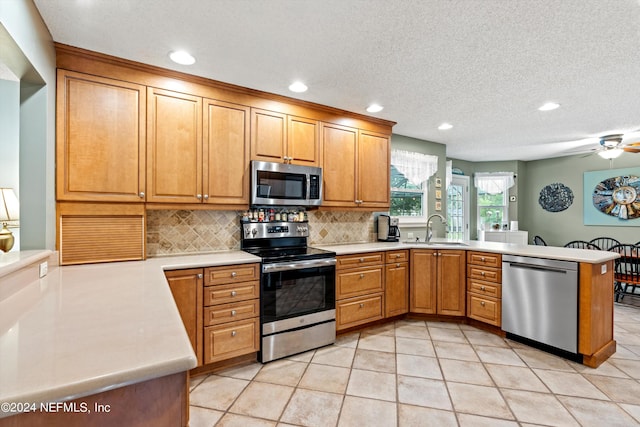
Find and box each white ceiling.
[33,0,640,162]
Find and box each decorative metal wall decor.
[584,167,640,226]
[592,175,640,220]
[538,183,574,212]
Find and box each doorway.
[447,175,470,240]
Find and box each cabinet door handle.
[480,286,486,291]
[231,272,237,277]
[396,263,400,267]
[359,303,365,308]
[359,273,365,279]
[480,301,486,307]
[231,331,237,337]
[139,192,145,198]
[480,257,486,261]
[231,291,237,297]
[197,273,203,279]
[196,194,202,200]
[231,310,237,317]
[433,253,437,257]
[359,258,365,262]
[203,194,209,200]
[480,271,485,276]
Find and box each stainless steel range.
[241,221,336,363]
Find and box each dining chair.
[589,237,621,251]
[533,235,547,246]
[564,240,601,250]
[609,244,640,302]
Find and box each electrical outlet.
[39,261,48,278]
[601,264,607,275]
[408,232,414,239]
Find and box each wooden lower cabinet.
[336,252,385,330]
[466,251,503,327]
[204,317,260,363]
[165,269,204,366]
[385,250,409,317]
[410,249,466,316]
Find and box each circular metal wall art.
[539,183,574,212]
[592,175,640,220]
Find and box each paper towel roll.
[510,221,518,231]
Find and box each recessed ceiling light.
[288,81,308,93]
[169,50,195,65]
[438,123,453,130]
[538,102,560,111]
[366,104,384,113]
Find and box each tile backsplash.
[146,210,377,257]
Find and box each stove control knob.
[251,228,258,237]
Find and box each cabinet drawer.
[336,293,384,331]
[467,265,502,284]
[204,299,259,326]
[467,280,501,298]
[386,250,409,264]
[204,263,259,285]
[467,252,502,268]
[204,281,259,306]
[336,267,384,299]
[337,252,384,270]
[204,318,259,363]
[467,293,501,327]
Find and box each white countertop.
[0,250,260,415]
[315,239,619,263]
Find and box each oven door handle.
[262,258,336,273]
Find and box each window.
[390,165,425,217]
[475,172,514,230]
[390,150,438,221]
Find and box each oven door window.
[256,171,307,200]
[261,265,335,323]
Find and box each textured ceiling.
[33,0,640,161]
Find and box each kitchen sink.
[406,241,469,246]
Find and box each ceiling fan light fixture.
[598,148,623,159]
[538,102,560,111]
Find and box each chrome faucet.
[426,213,447,243]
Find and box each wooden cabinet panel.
[251,109,286,161]
[204,318,259,363]
[467,252,502,268]
[337,252,384,269]
[322,123,357,206]
[288,115,320,166]
[147,88,202,203]
[336,293,384,331]
[204,300,260,326]
[467,280,501,298]
[386,261,409,317]
[467,293,501,326]
[410,250,437,314]
[438,250,466,316]
[336,267,384,299]
[56,70,146,202]
[205,263,259,285]
[357,130,390,207]
[467,265,502,283]
[386,250,409,264]
[204,99,250,204]
[165,269,203,366]
[204,281,259,306]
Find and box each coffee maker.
[377,215,400,242]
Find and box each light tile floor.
[189,303,640,426]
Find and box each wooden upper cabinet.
[358,130,390,208]
[322,123,358,207]
[204,99,250,205]
[251,108,320,166]
[56,70,146,202]
[146,88,203,203]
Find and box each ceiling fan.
[593,133,640,159]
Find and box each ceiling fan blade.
[623,146,640,153]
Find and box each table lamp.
[0,188,19,253]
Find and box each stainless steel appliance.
[377,214,400,242]
[502,254,579,354]
[250,161,323,207]
[241,221,336,363]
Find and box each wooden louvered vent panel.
[60,215,145,265]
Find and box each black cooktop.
[243,246,335,263]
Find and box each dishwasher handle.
[507,262,569,274]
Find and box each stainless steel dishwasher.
[502,255,579,353]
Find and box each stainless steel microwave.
[250,161,323,207]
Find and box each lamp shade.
[0,188,19,222]
[598,148,623,159]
